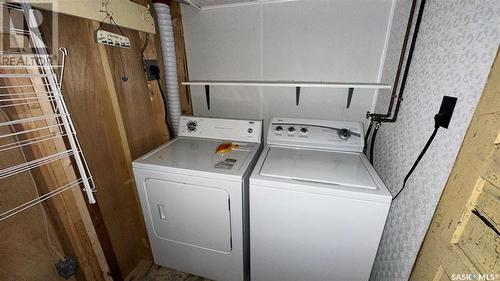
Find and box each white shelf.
[183,0,299,11]
[182,80,392,89]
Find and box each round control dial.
[275,126,283,132]
[186,120,198,132]
[287,127,296,133]
[300,127,308,134]
[338,128,352,140]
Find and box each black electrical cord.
[156,79,174,138]
[363,122,373,154]
[148,64,174,138]
[369,124,379,164]
[393,125,439,200]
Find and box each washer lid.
[260,146,377,189]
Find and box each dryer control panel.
[268,117,364,152]
[179,115,262,143]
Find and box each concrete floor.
[142,265,213,281]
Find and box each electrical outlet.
[434,96,457,129]
[144,59,159,81]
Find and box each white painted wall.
[181,0,393,131]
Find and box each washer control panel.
[179,115,262,143]
[268,117,364,152]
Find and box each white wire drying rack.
[0,1,96,222]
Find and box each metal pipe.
[374,0,426,123]
[367,0,417,120]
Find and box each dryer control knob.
[187,121,197,132]
[300,127,308,134]
[287,127,296,133]
[275,126,283,132]
[338,128,351,140]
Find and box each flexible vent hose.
[154,2,182,136]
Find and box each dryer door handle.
[158,204,167,220]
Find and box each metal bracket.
[205,84,210,110]
[296,87,301,106]
[346,87,354,108]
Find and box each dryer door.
[145,179,232,252]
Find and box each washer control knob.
[186,121,197,132]
[275,126,283,132]
[248,128,253,133]
[338,128,351,140]
[300,127,308,134]
[287,127,296,133]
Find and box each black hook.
[346,88,354,108]
[205,85,210,110]
[296,87,301,106]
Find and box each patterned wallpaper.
[370,1,500,281]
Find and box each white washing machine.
[133,116,262,281]
[249,118,392,281]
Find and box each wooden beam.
[93,21,136,166]
[23,0,156,34]
[90,19,153,276]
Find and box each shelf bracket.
[296,87,301,106]
[205,84,210,110]
[346,87,354,108]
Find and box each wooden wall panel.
[139,31,172,142]
[49,14,158,277]
[103,24,168,158]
